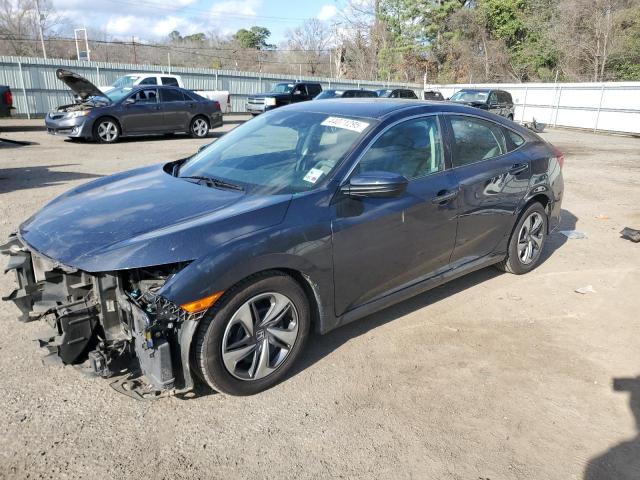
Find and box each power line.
[0,34,335,53]
[0,34,336,66]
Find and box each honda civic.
[2,99,564,398]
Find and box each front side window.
[179,111,375,194]
[489,92,498,105]
[356,116,444,180]
[449,116,507,167]
[130,88,158,104]
[139,77,158,85]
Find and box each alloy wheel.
[517,211,544,265]
[97,120,118,142]
[192,118,209,137]
[221,292,299,381]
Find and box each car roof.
[281,98,500,120]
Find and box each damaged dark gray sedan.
[3,100,564,398]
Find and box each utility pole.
[132,36,137,63]
[34,0,47,59]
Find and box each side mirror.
[340,171,408,198]
[124,98,136,105]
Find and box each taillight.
[227,93,230,106]
[4,90,12,107]
[213,100,220,110]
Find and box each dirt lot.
[0,117,639,480]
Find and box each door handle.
[509,163,529,175]
[431,189,459,204]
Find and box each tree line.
[1,0,639,84]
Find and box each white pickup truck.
[100,73,231,114]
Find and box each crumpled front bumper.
[1,234,201,399]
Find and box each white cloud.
[105,16,136,35]
[317,4,338,21]
[211,0,262,17]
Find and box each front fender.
[159,205,336,332]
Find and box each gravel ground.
[0,117,639,480]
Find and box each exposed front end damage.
[1,234,202,399]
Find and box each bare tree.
[285,19,332,76]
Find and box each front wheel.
[193,272,310,395]
[495,202,548,274]
[189,116,209,138]
[93,118,120,143]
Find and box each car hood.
[19,164,292,272]
[56,68,103,101]
[452,100,488,108]
[251,92,289,98]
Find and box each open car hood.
[56,68,103,101]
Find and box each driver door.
[120,88,164,133]
[331,115,459,315]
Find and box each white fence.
[430,82,640,134]
[0,56,422,117]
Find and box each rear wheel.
[194,272,310,395]
[495,202,548,274]
[93,118,120,143]
[189,116,209,138]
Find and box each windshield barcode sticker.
[321,116,369,133]
[303,168,324,184]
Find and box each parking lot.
[1,117,639,479]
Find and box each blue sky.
[54,0,344,44]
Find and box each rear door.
[120,88,164,133]
[444,114,532,266]
[160,88,189,130]
[332,115,459,315]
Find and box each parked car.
[246,82,322,115]
[314,89,378,99]
[376,88,418,99]
[449,88,515,120]
[0,85,13,117]
[3,99,564,398]
[100,73,231,114]
[46,69,223,143]
[423,89,444,101]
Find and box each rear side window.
[357,116,444,179]
[307,84,322,96]
[505,129,525,149]
[499,91,513,103]
[162,77,179,86]
[139,77,157,85]
[449,115,507,167]
[161,88,185,102]
[402,90,417,99]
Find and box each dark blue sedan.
[3,99,564,397]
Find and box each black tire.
[189,116,209,138]
[194,271,310,396]
[495,202,548,274]
[92,117,120,143]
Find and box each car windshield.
[376,89,392,97]
[450,91,489,102]
[111,75,139,89]
[178,110,375,194]
[270,83,294,94]
[314,90,342,99]
[104,88,133,102]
